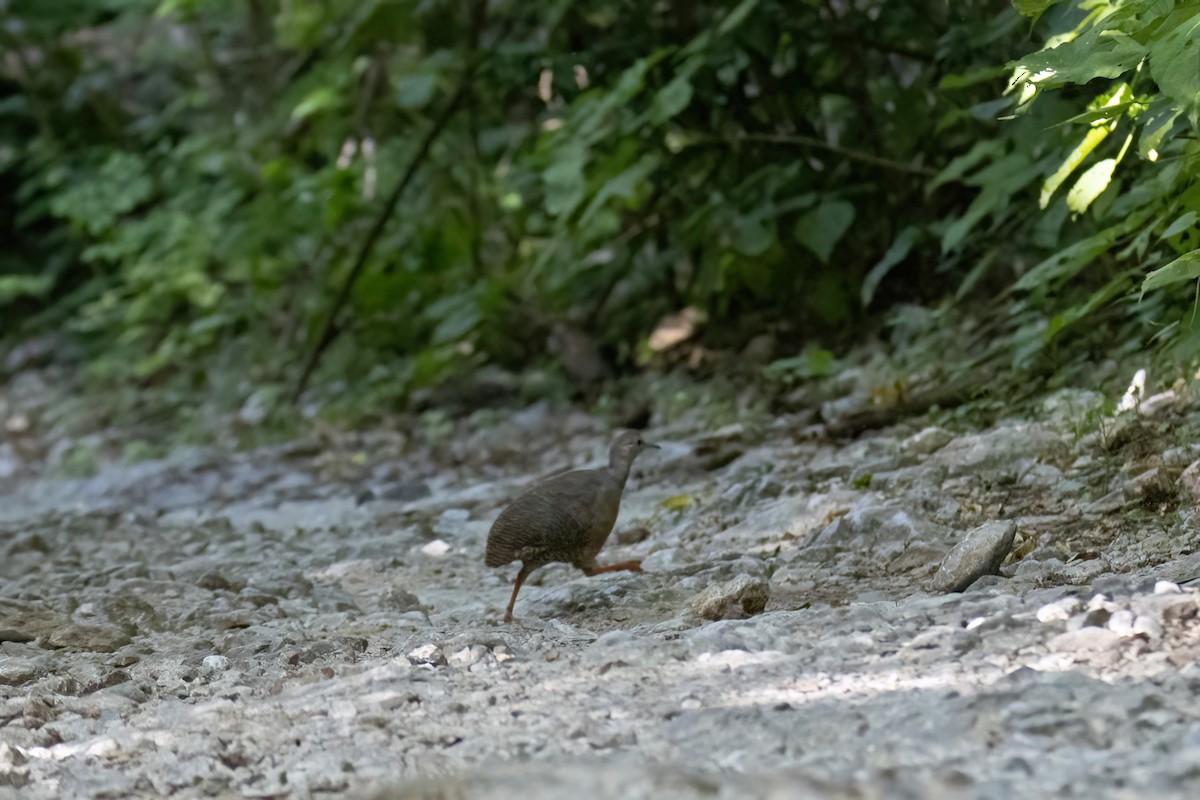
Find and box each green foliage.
[1004,0,1200,345]
[3,0,1199,421]
[764,345,837,385]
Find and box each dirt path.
[4,389,1200,798]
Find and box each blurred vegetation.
[1,0,1199,427]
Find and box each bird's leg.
[504,563,535,623]
[580,560,643,577]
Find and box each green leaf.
[1016,210,1150,291]
[1148,12,1200,128]
[941,153,1042,253]
[731,215,775,256]
[1142,249,1200,293]
[763,345,836,382]
[48,152,154,235]
[543,143,588,217]
[0,273,54,302]
[1012,28,1146,88]
[1067,158,1117,214]
[650,75,694,124]
[425,291,482,344]
[927,140,1005,195]
[717,0,760,36]
[862,226,920,306]
[794,201,855,263]
[1015,235,1111,291]
[396,72,438,110]
[661,494,695,511]
[1043,274,1128,345]
[1012,0,1065,18]
[578,154,660,225]
[1040,126,1111,209]
[574,51,669,142]
[938,66,1007,90]
[956,249,999,301]
[1052,102,1136,128]
[1163,211,1198,240]
[291,87,337,120]
[1138,105,1182,159]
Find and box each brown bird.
[486,429,659,622]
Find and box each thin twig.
[290,67,479,403]
[690,132,936,177]
[463,0,488,276]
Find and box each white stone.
[1132,615,1162,640]
[1037,597,1081,623]
[407,644,443,666]
[201,655,230,673]
[421,539,451,557]
[1107,609,1136,637]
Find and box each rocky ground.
[4,371,1200,798]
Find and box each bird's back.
[485,468,622,568]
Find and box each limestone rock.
[932,520,1016,593]
[688,574,770,621]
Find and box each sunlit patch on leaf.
[1067,158,1117,214]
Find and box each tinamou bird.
[485,429,659,623]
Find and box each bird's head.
[608,429,660,473]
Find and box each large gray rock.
[932,423,1067,478]
[933,520,1016,593]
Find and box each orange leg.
[580,560,643,577]
[504,563,535,623]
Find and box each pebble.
[0,740,24,769]
[420,539,451,557]
[1037,597,1081,623]
[1123,467,1176,506]
[901,427,955,456]
[1133,615,1162,640]
[687,574,769,621]
[1107,610,1136,637]
[448,645,488,668]
[433,509,470,535]
[641,548,684,571]
[1181,460,1200,507]
[407,644,445,666]
[0,658,42,686]
[15,388,1200,800]
[47,624,132,653]
[1047,627,1122,653]
[201,655,231,673]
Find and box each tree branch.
[290,66,479,404]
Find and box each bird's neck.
[607,456,633,488]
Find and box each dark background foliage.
[2,0,1198,425]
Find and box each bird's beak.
[643,440,661,449]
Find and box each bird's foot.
[503,613,538,629]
